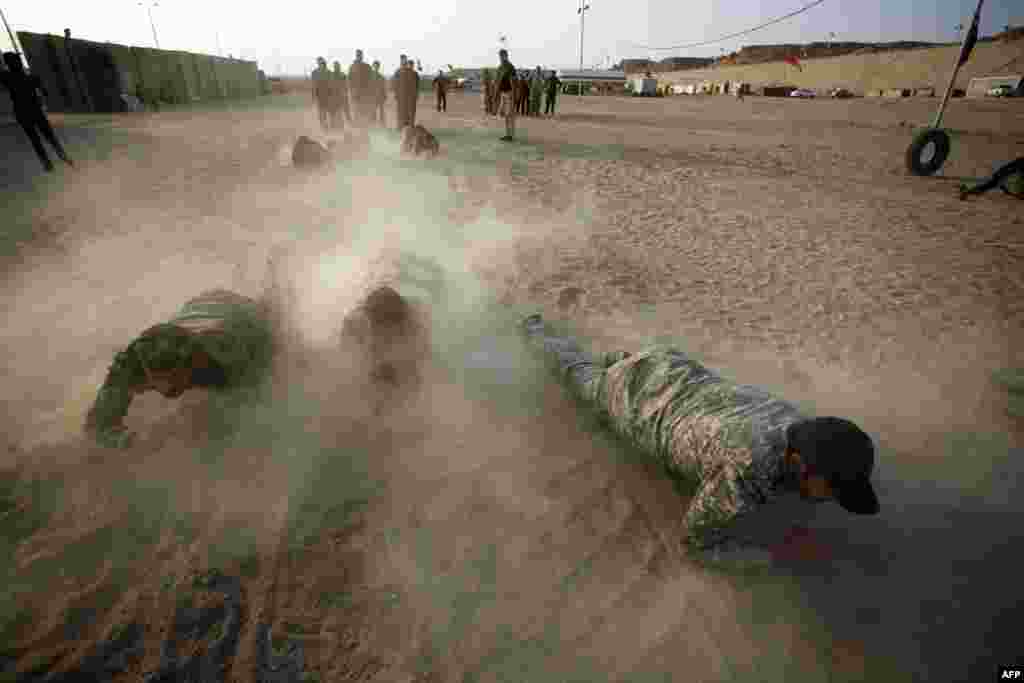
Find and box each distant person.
[311,56,331,131]
[529,65,544,116]
[328,60,351,130]
[495,48,518,141]
[514,71,530,116]
[394,55,420,129]
[1,51,73,172]
[481,68,494,115]
[372,60,387,126]
[433,69,449,112]
[348,49,375,126]
[544,70,562,116]
[960,156,1024,200]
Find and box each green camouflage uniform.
[521,314,806,553]
[529,69,544,115]
[85,290,275,448]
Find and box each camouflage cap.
[132,323,197,373]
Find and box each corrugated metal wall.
[15,31,263,113]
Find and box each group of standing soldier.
[481,49,561,141]
[481,61,561,120]
[312,50,429,132]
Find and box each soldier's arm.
[84,345,147,448]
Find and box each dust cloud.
[1,105,1021,682]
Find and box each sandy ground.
[1,90,1022,682]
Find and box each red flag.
[784,55,803,72]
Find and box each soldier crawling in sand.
[400,124,440,158]
[520,313,881,563]
[339,286,435,418]
[84,253,304,448]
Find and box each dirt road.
[1,91,1021,681]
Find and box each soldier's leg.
[17,116,53,171]
[36,114,71,163]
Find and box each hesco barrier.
[16,31,266,113]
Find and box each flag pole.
[932,0,985,129]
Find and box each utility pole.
[0,6,20,55]
[578,0,590,72]
[138,1,160,49]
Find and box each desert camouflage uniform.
[86,290,275,447]
[521,314,806,552]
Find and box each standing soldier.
[348,49,375,126]
[1,52,74,172]
[495,48,517,141]
[520,314,880,562]
[311,56,331,131]
[372,60,387,127]
[433,69,449,112]
[544,70,562,116]
[394,55,420,129]
[515,71,530,116]
[329,60,350,130]
[481,68,494,115]
[529,65,544,116]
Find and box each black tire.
[905,128,951,177]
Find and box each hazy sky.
[1,0,1017,75]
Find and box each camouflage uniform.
[311,65,332,130]
[85,290,275,448]
[328,65,350,130]
[520,314,807,553]
[529,68,544,116]
[960,156,1024,200]
[348,58,375,125]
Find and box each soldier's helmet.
[317,56,326,66]
[133,324,197,373]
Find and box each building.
[556,69,627,95]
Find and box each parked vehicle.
[829,87,854,99]
[790,88,816,98]
[987,84,1015,97]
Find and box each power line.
[626,0,829,52]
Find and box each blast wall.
[15,31,263,112]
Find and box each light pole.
[955,23,964,42]
[578,0,590,72]
[138,0,160,49]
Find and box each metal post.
[147,4,160,48]
[0,6,20,55]
[577,1,590,96]
[932,0,985,129]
